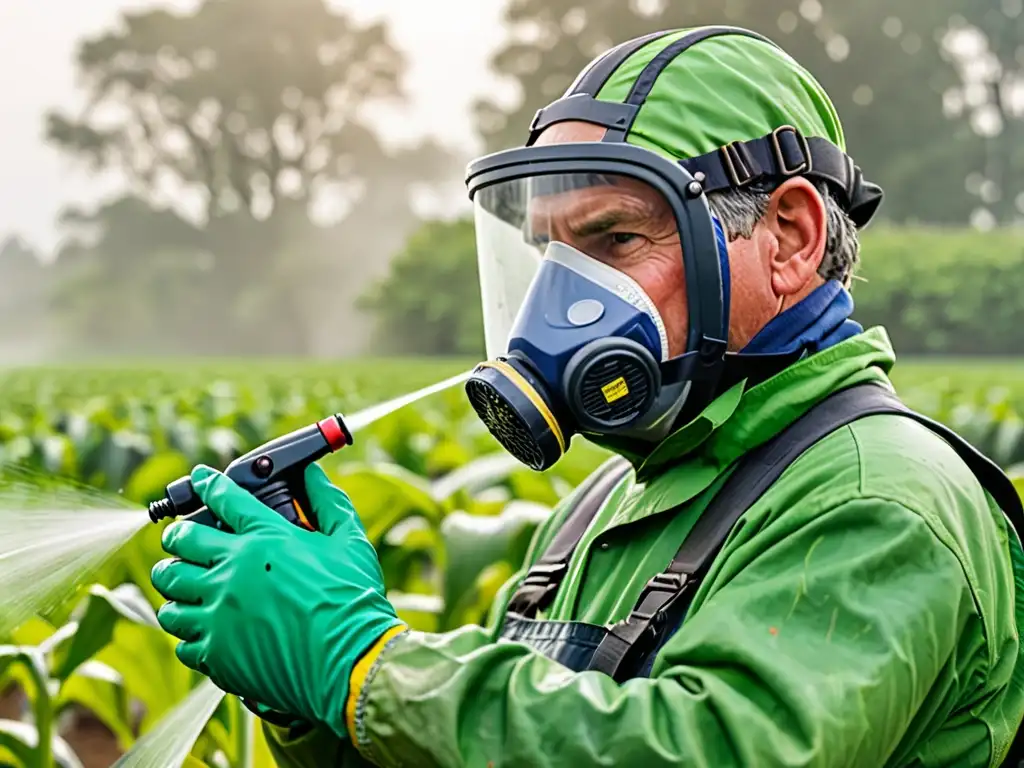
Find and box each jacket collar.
[592,326,897,483]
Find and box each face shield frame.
[466,141,729,388]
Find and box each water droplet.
[980,180,1002,204]
[970,208,997,232]
[777,11,798,33]
[798,0,822,23]
[628,0,666,17]
[882,17,903,38]
[943,88,965,118]
[901,33,922,55]
[561,7,587,34]
[971,105,1004,137]
[826,36,850,62]
[852,85,874,106]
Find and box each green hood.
[593,27,845,161]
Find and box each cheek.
[622,252,688,358]
[725,236,776,348]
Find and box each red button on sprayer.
[317,416,349,452]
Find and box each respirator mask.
[464,142,732,471]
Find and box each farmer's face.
[532,121,829,353]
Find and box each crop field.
[0,356,1022,766]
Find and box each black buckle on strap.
[720,140,757,187]
[506,561,568,615]
[630,572,688,621]
[771,125,811,176]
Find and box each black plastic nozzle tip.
[149,498,175,523]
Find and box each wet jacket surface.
[265,327,1024,767]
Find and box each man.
[151,27,1024,767]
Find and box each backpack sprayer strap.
[505,456,633,620]
[587,382,1024,682]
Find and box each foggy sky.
[0,0,509,255]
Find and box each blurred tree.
[359,217,484,357]
[0,236,55,364]
[474,0,1002,225]
[46,0,458,356]
[937,4,1024,225]
[50,198,212,357]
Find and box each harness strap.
[587,382,1024,682]
[505,454,633,619]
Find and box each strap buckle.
[771,125,812,176]
[719,140,757,187]
[631,572,688,622]
[506,561,567,616]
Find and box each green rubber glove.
[150,462,405,739]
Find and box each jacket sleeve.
[259,489,567,766]
[349,496,992,768]
[260,723,372,768]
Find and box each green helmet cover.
[591,28,846,162]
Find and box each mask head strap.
[526,26,884,229]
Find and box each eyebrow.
[571,210,639,237]
[528,202,647,243]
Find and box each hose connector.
[148,475,201,522]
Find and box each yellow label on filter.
[601,377,630,403]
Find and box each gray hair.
[706,182,860,286]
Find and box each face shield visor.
[465,142,730,471]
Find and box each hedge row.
[851,226,1024,355]
[364,219,1024,357]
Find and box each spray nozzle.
[148,414,353,525]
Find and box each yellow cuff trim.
[345,624,407,736]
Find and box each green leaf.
[448,561,516,628]
[51,584,159,681]
[1008,469,1024,502]
[0,719,35,767]
[388,592,443,632]
[439,501,550,629]
[429,453,521,502]
[195,693,236,764]
[333,464,444,544]
[95,625,188,735]
[0,720,84,768]
[251,719,279,768]
[54,661,134,750]
[123,451,191,506]
[8,618,56,647]
[0,646,47,696]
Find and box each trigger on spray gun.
[147,414,353,533]
[147,413,354,729]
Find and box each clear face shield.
[464,144,730,471]
[474,172,675,361]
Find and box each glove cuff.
[245,698,310,732]
[345,623,408,736]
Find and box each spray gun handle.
[152,414,353,530]
[180,463,323,532]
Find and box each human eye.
[601,231,649,261]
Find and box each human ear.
[764,177,827,297]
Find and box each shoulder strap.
[588,382,1024,682]
[505,454,634,619]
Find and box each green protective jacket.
[264,326,1024,767]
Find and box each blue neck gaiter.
[740,279,863,356]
